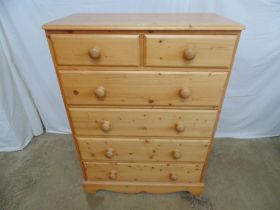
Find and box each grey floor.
[0,134,280,210]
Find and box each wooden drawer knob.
[109,170,117,180]
[95,86,106,98]
[169,172,177,181]
[88,47,101,59]
[105,148,114,159]
[172,149,181,160]
[179,88,191,99]
[101,120,111,132]
[183,48,196,60]
[175,121,185,133]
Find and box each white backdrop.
[0,0,280,151]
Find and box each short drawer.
[145,35,237,68]
[60,71,227,107]
[84,162,202,182]
[78,137,210,162]
[50,34,140,66]
[70,108,218,138]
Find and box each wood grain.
[83,180,204,195]
[45,34,89,179]
[145,35,237,68]
[200,32,242,181]
[84,161,203,182]
[78,137,210,162]
[43,13,245,31]
[43,13,243,196]
[59,71,227,106]
[69,107,218,138]
[50,34,140,66]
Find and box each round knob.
[88,47,101,59]
[172,149,181,160]
[101,121,111,132]
[179,88,191,99]
[183,48,196,60]
[95,86,106,98]
[169,172,177,181]
[175,121,185,133]
[105,148,114,159]
[109,170,117,180]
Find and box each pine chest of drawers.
[43,13,244,195]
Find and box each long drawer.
[145,35,237,68]
[84,162,203,182]
[50,34,140,66]
[70,108,218,137]
[60,71,227,107]
[78,137,210,162]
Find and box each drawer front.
[60,71,227,107]
[84,162,202,182]
[78,137,210,162]
[145,35,237,68]
[70,108,218,137]
[50,34,140,66]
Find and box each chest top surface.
[42,13,245,31]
